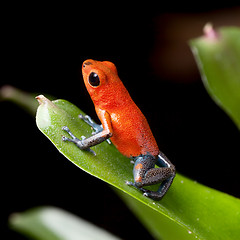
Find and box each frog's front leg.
[79,113,111,144]
[126,153,175,200]
[62,125,112,155]
[79,114,103,134]
[62,111,113,154]
[62,126,95,155]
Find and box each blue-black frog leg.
[79,113,111,144]
[126,152,175,200]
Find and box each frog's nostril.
[83,61,92,67]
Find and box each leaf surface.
[35,95,240,240]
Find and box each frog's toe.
[125,180,134,186]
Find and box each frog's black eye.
[88,72,100,87]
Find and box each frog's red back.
[82,59,159,158]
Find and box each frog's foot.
[62,126,96,155]
[125,181,149,194]
[79,114,111,144]
[125,180,170,201]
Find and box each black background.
[1,3,240,239]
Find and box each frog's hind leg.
[149,152,176,199]
[142,152,175,200]
[126,153,175,201]
[142,175,175,200]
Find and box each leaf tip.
[9,212,19,225]
[36,94,47,105]
[0,85,14,100]
[36,95,53,129]
[203,23,219,41]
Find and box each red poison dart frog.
[62,60,175,200]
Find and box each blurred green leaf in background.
[9,207,121,240]
[190,25,240,129]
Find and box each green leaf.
[9,206,120,240]
[190,25,240,129]
[36,95,240,240]
[0,85,39,116]
[0,85,54,116]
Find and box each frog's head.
[82,59,125,108]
